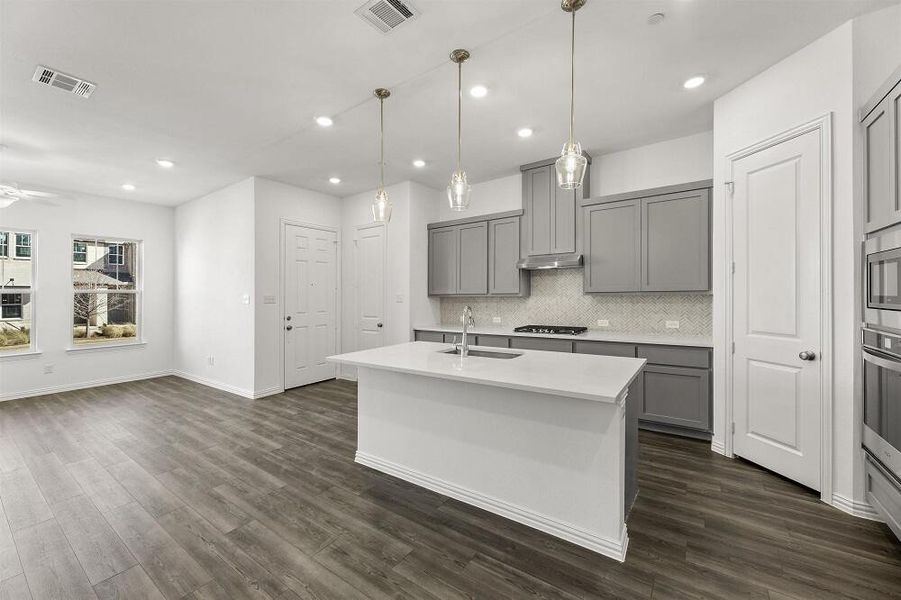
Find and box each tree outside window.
[72,238,140,345]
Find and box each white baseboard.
[0,370,174,402]
[252,386,283,399]
[171,370,255,399]
[832,493,883,522]
[711,439,726,455]
[355,450,628,562]
[337,374,357,382]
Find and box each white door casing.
[356,223,386,351]
[727,116,833,494]
[283,224,337,389]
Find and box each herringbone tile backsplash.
[440,269,712,336]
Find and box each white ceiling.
[0,0,894,206]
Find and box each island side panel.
[354,367,628,561]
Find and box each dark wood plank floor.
[0,377,899,600]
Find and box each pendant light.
[371,88,392,222]
[555,0,588,190]
[447,49,471,211]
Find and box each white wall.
[591,131,713,196]
[174,178,255,396]
[712,23,857,503]
[408,181,441,327]
[0,192,174,400]
[252,177,341,396]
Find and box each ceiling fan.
[0,183,58,208]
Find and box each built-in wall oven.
[865,229,901,333]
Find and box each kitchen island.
[328,341,645,561]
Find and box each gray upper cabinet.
[641,189,710,292]
[584,200,641,293]
[582,180,711,293]
[457,222,488,295]
[488,217,529,296]
[428,211,527,297]
[428,226,458,296]
[520,156,590,257]
[862,74,901,233]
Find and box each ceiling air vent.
[355,0,418,34]
[31,65,96,98]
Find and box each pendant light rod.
[374,88,390,190]
[562,0,585,147]
[449,49,470,174]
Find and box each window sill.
[0,349,41,360]
[67,340,146,353]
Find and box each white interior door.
[731,127,823,491]
[284,224,337,389]
[356,223,386,351]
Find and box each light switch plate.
[263,295,277,305]
[492,317,502,324]
[597,319,609,327]
[666,320,680,329]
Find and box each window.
[0,230,35,353]
[108,244,124,266]
[73,241,87,263]
[72,238,140,346]
[14,233,31,258]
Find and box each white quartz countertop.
[413,324,713,348]
[328,341,645,404]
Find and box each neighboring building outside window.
[14,233,31,258]
[72,237,140,345]
[0,229,35,353]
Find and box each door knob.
[377,322,383,328]
[286,325,293,331]
[799,350,816,361]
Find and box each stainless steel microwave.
[865,229,901,333]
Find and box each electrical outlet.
[207,356,215,366]
[241,294,250,305]
[666,320,680,329]
[262,295,277,305]
[597,319,609,327]
[492,317,502,324]
[43,364,54,374]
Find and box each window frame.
[0,232,7,258]
[107,244,125,266]
[0,229,37,357]
[73,241,87,264]
[13,233,31,259]
[1,294,23,320]
[69,235,143,350]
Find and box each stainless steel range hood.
[516,253,583,270]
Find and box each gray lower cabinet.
[509,337,573,353]
[583,200,641,293]
[862,74,901,233]
[414,330,445,343]
[573,340,636,357]
[457,222,488,295]
[865,454,901,541]
[641,189,710,291]
[475,334,509,348]
[638,365,710,432]
[488,217,529,296]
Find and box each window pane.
[0,232,7,257]
[72,239,136,291]
[73,292,137,344]
[0,292,31,351]
[14,233,31,258]
[0,248,32,288]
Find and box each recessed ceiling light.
[315,116,334,127]
[469,85,488,98]
[155,158,174,168]
[329,177,341,184]
[121,183,135,191]
[517,128,533,138]
[683,76,706,89]
[412,159,426,168]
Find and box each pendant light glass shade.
[557,0,587,190]
[447,170,471,211]
[372,88,392,223]
[556,141,587,190]
[447,49,471,212]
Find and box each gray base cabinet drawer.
[414,331,445,343]
[510,337,573,353]
[475,335,510,348]
[865,455,901,541]
[638,365,710,432]
[574,341,636,357]
[638,345,710,369]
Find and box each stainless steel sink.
[440,348,522,359]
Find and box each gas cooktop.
[513,325,588,336]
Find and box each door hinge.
[731,422,735,434]
[731,261,736,274]
[731,342,735,354]
[725,181,734,195]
